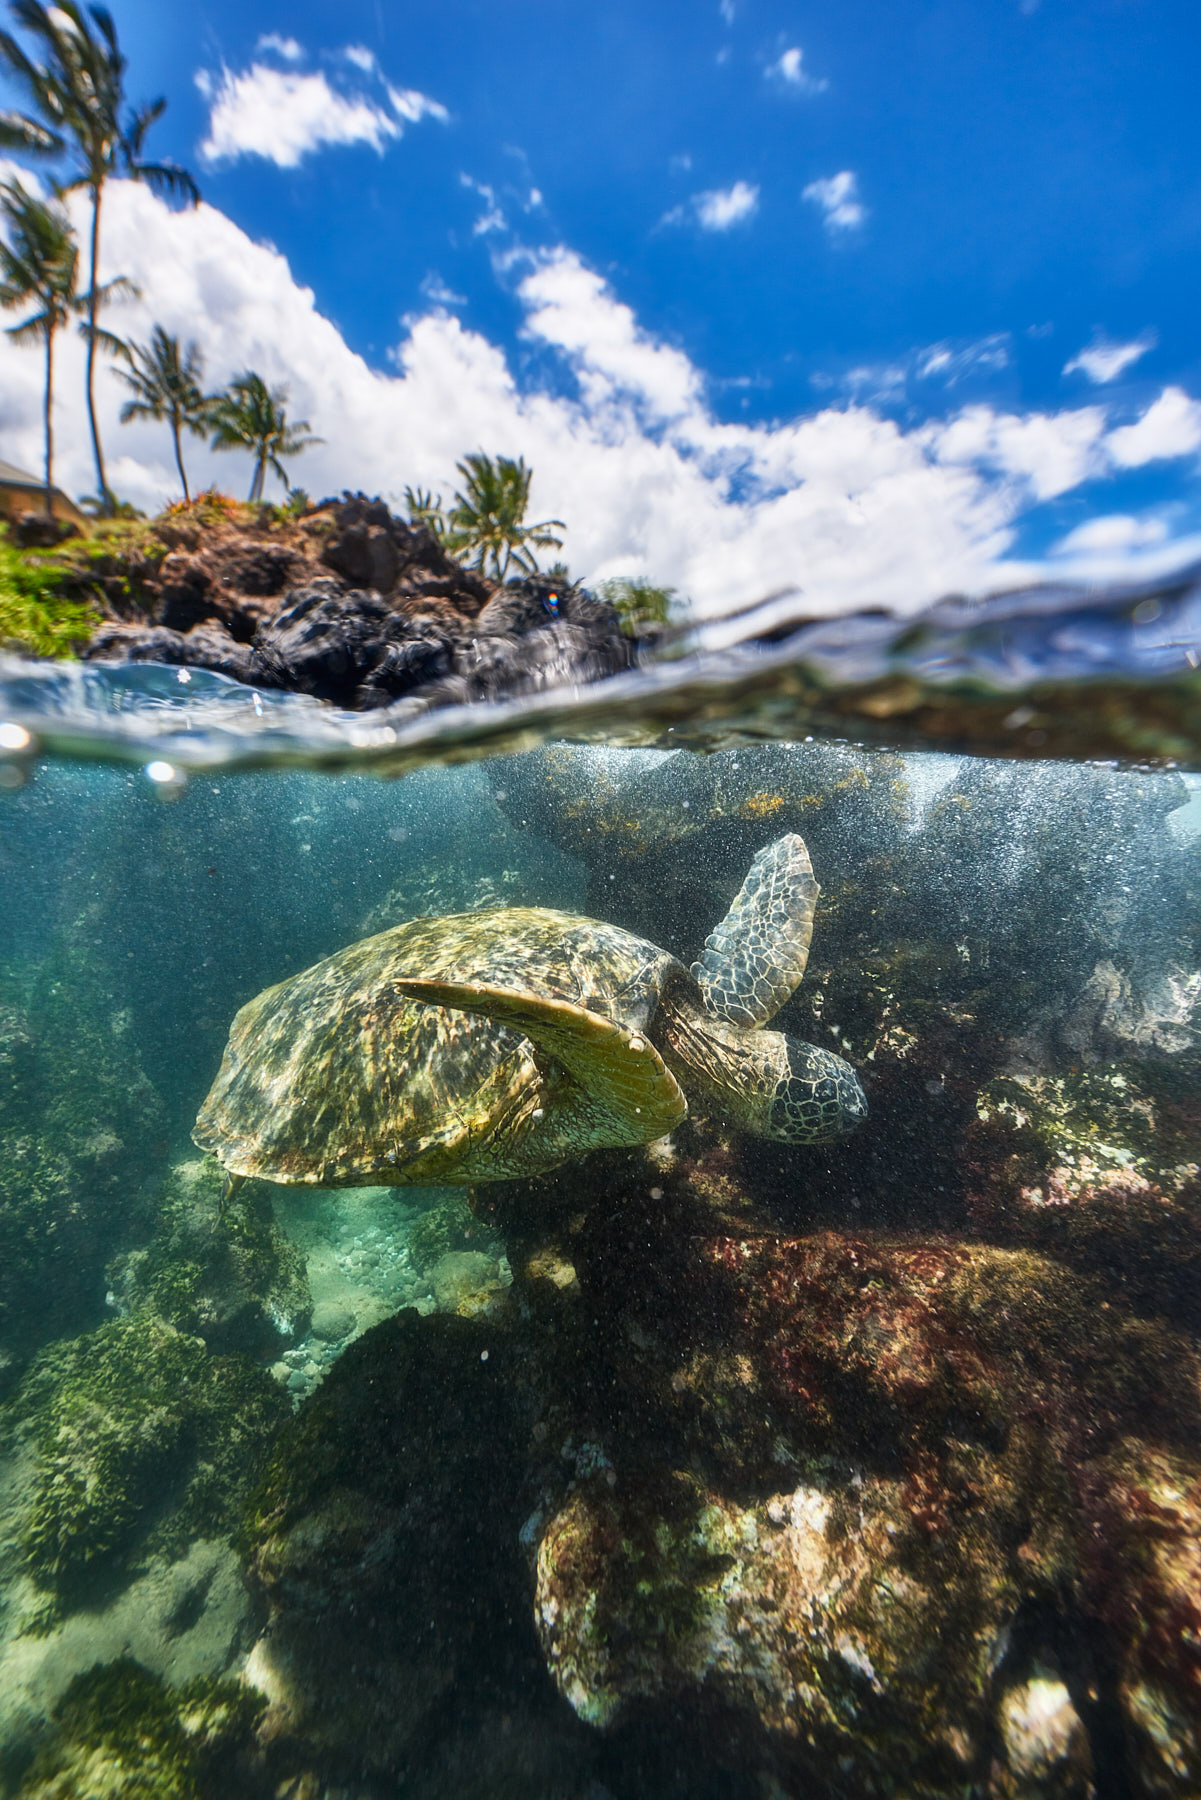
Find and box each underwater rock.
[0,951,167,1365]
[988,1662,1095,1799]
[429,1247,510,1318]
[9,1657,266,1800]
[511,1185,1201,1797]
[306,1300,354,1343]
[1078,1439,1201,1800]
[240,1309,541,1783]
[106,1158,312,1356]
[0,1315,287,1608]
[0,1538,259,1787]
[963,1065,1201,1323]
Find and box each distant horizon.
[2,0,1200,617]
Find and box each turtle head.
[764,1039,868,1143]
[658,994,867,1145]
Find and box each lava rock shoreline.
[81,492,634,711]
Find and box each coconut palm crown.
[208,372,321,504]
[0,0,199,513]
[0,177,81,515]
[118,326,210,502]
[445,453,565,581]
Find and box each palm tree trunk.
[84,180,110,514]
[43,323,54,519]
[172,416,190,502]
[249,453,264,504]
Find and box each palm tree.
[594,577,677,637]
[403,484,447,538]
[445,453,565,581]
[209,372,321,503]
[0,178,81,514]
[117,326,210,501]
[0,0,199,513]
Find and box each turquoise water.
[0,714,1199,1795]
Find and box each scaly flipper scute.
[691,832,819,1029]
[394,977,687,1144]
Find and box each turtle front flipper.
[691,833,819,1029]
[394,978,687,1147]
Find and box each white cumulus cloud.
[803,170,865,232]
[2,176,1200,618]
[386,85,448,125]
[1104,387,1201,467]
[1064,331,1156,385]
[197,56,446,168]
[766,47,827,92]
[255,33,303,61]
[1052,514,1169,556]
[675,180,759,231]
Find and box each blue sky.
[2,0,1201,610]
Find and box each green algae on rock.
[107,1159,311,1356]
[0,1316,288,1606]
[0,950,166,1365]
[965,1063,1201,1322]
[11,1658,265,1800]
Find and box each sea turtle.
[193,833,866,1190]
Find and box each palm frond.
[5,311,51,342]
[0,106,63,154]
[126,156,199,206]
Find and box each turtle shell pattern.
[193,908,679,1187]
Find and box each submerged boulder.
[489,1137,1201,1797]
[239,1310,542,1781]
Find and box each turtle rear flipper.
[691,833,819,1029]
[394,978,687,1146]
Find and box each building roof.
[0,458,44,489]
[0,456,85,520]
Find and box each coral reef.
[107,1159,311,1356]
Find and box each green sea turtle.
[193,833,866,1189]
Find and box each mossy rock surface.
[0,951,166,1362]
[12,1658,265,1800]
[964,1064,1201,1323]
[0,1316,288,1606]
[108,1159,311,1355]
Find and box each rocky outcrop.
[82,494,633,710]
